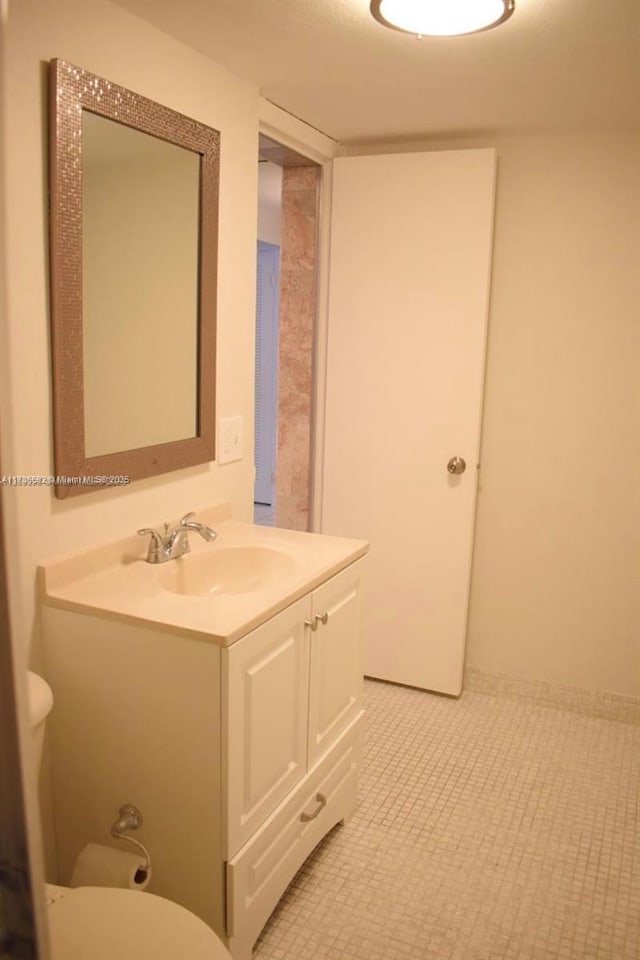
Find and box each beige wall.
[1,0,258,668]
[346,132,640,697]
[2,3,637,805]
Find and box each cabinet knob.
[300,792,327,822]
[305,613,329,631]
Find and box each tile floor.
[254,679,640,960]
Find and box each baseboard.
[463,666,640,726]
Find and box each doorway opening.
[254,134,320,531]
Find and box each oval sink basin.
[159,545,297,597]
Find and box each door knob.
[447,456,466,476]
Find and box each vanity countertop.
[38,504,369,645]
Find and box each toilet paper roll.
[70,843,151,891]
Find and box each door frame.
[258,100,341,532]
[0,5,50,952]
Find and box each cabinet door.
[307,561,363,768]
[223,595,311,857]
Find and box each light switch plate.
[217,416,243,465]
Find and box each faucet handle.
[163,512,195,541]
[137,526,164,563]
[137,526,162,543]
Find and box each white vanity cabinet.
[224,563,363,856]
[223,562,363,956]
[42,553,365,960]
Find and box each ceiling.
[113,0,639,144]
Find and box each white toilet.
[27,671,232,960]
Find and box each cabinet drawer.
[226,712,363,947]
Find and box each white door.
[321,149,496,696]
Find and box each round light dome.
[370,0,515,38]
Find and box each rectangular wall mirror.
[49,59,219,498]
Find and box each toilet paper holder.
[110,803,151,877]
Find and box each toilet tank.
[26,671,54,776]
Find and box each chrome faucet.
[137,512,217,563]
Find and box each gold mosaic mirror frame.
[49,59,219,498]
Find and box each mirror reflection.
[82,112,200,457]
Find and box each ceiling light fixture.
[370,0,515,38]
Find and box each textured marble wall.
[276,167,319,530]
